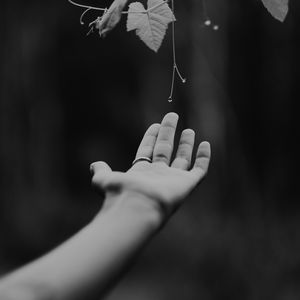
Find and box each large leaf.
[261,0,289,22]
[127,0,175,52]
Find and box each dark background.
[1,0,300,299]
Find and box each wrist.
[95,191,165,230]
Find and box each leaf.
[126,0,175,52]
[96,0,129,37]
[261,0,289,22]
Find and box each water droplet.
[213,25,219,31]
[182,78,186,83]
[204,19,211,26]
[168,97,173,103]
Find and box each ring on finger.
[132,156,152,166]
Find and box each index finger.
[134,123,161,160]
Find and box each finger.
[191,141,211,179]
[152,112,179,165]
[90,161,113,190]
[135,123,161,160]
[171,129,195,170]
[90,161,112,176]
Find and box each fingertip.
[161,112,179,124]
[150,123,161,128]
[165,112,179,121]
[182,128,195,136]
[191,141,211,177]
[160,112,179,130]
[198,141,211,157]
[201,141,210,147]
[90,161,112,176]
[147,123,161,134]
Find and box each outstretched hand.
[0,113,210,300]
[91,112,211,219]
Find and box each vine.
[68,0,289,102]
[69,0,187,102]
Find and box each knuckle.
[177,157,189,167]
[155,142,172,152]
[177,144,192,157]
[153,153,169,163]
[179,138,194,147]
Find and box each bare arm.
[0,112,211,300]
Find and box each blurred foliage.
[1,0,300,299]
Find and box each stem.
[68,0,107,12]
[68,0,169,15]
[168,0,186,102]
[80,8,93,24]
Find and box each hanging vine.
[68,0,289,101]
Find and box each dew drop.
[168,97,173,103]
[213,25,219,31]
[204,19,211,26]
[182,78,186,83]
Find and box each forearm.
[0,192,163,300]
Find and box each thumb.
[90,161,114,193]
[90,161,112,176]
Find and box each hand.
[0,114,210,300]
[91,112,211,220]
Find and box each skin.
[92,112,211,217]
[0,112,211,300]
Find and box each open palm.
[91,113,211,216]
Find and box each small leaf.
[96,0,129,37]
[127,0,175,52]
[261,0,289,22]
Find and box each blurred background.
[1,0,300,299]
